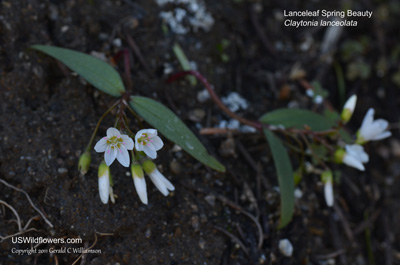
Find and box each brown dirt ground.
[1,0,400,264]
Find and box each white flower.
[98,162,110,204]
[148,169,175,196]
[343,144,369,171]
[135,129,164,159]
[341,95,357,123]
[131,164,148,205]
[133,177,148,204]
[343,95,357,114]
[324,179,334,207]
[94,127,134,167]
[357,108,391,143]
[142,160,174,196]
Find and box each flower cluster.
[93,128,174,204]
[323,96,391,207]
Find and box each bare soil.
[1,0,399,264]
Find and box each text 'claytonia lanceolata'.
[94,127,134,167]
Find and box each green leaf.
[259,108,335,132]
[172,42,197,86]
[31,45,125,97]
[263,130,294,228]
[130,96,225,172]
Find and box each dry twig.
[0,178,54,228]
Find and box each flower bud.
[341,95,357,123]
[131,163,148,204]
[78,151,91,175]
[321,170,333,207]
[142,159,157,174]
[98,161,110,204]
[131,163,145,179]
[333,149,346,164]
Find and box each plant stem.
[86,100,120,151]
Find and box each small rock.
[169,159,181,174]
[112,38,122,48]
[57,168,68,174]
[294,188,303,199]
[204,194,215,206]
[145,228,151,238]
[171,144,182,152]
[198,237,206,249]
[197,89,210,102]
[390,139,400,158]
[219,134,236,158]
[188,109,206,122]
[278,238,293,257]
[191,215,200,230]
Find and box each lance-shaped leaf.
[130,96,225,172]
[263,129,294,228]
[31,45,125,97]
[260,108,336,132]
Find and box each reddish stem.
[166,70,263,131]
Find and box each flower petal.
[104,147,117,166]
[150,136,164,151]
[343,154,365,171]
[345,144,369,163]
[149,170,169,196]
[142,144,157,159]
[121,135,134,150]
[94,137,108,153]
[343,95,357,113]
[98,174,110,204]
[107,127,121,138]
[324,180,334,207]
[373,119,389,130]
[133,176,148,205]
[116,145,130,167]
[372,131,392,141]
[161,176,175,191]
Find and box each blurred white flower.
[142,160,174,196]
[324,179,334,207]
[148,168,175,196]
[135,129,164,159]
[342,144,369,171]
[131,163,148,205]
[321,171,334,207]
[94,127,134,167]
[341,95,357,123]
[98,161,110,204]
[357,108,391,144]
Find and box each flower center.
[107,136,123,149]
[138,133,150,146]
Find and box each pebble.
[188,109,206,122]
[197,89,210,102]
[169,159,181,174]
[198,238,206,249]
[191,215,200,230]
[390,139,400,158]
[278,238,293,257]
[204,194,216,206]
[57,168,68,174]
